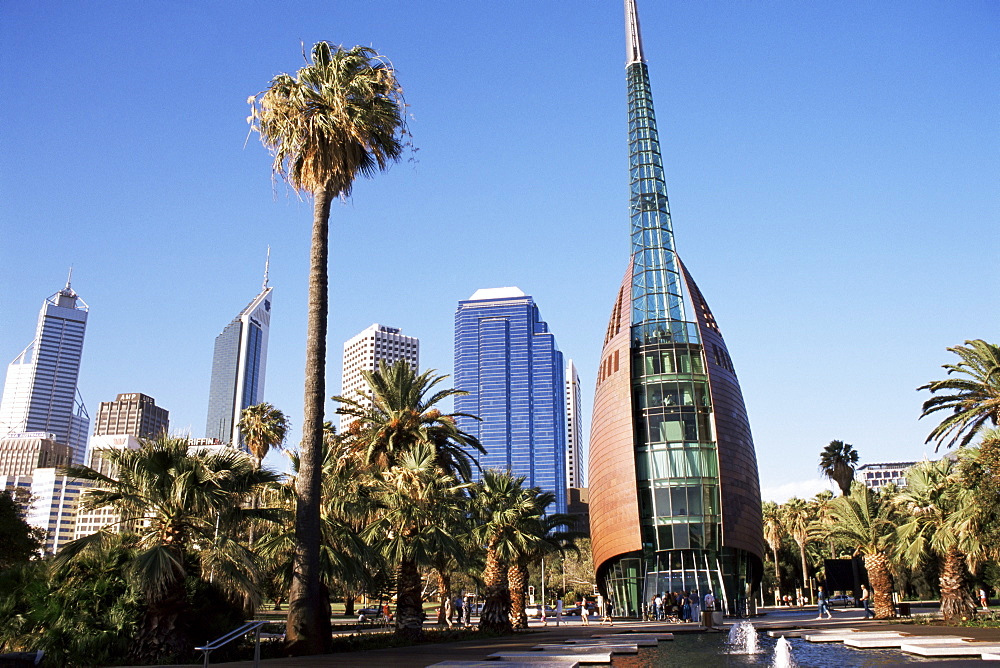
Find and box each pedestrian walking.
[580,598,590,625]
[816,586,832,620]
[860,585,872,619]
[980,588,990,612]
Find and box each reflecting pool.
[611,630,940,667]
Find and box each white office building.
[0,468,90,555]
[0,278,90,465]
[341,324,419,429]
[565,359,583,488]
[857,461,918,492]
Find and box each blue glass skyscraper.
[455,288,567,515]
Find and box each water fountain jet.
[772,636,795,667]
[726,619,761,654]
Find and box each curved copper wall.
[589,265,641,573]
[680,262,766,564]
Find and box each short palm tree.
[894,458,982,620]
[919,339,1000,450]
[507,506,574,630]
[238,402,290,468]
[57,436,280,662]
[249,41,407,654]
[761,501,784,600]
[781,498,814,604]
[823,484,897,619]
[364,441,469,640]
[470,470,546,633]
[819,440,859,496]
[335,359,484,480]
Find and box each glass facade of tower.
[589,0,764,618]
[455,290,567,515]
[205,287,272,450]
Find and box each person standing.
[580,598,590,625]
[653,593,663,621]
[860,585,872,619]
[454,594,464,627]
[980,588,989,612]
[463,594,472,627]
[681,593,692,622]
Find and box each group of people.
[649,590,714,622]
[577,593,615,626]
[444,593,474,628]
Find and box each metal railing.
[194,620,270,668]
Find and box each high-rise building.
[455,287,567,515]
[0,433,72,477]
[94,393,169,440]
[205,271,272,449]
[1,468,88,555]
[340,324,419,428]
[0,278,90,465]
[565,359,583,489]
[588,1,764,616]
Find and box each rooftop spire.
[625,0,645,65]
[65,266,73,291]
[262,246,270,291]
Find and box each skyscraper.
[94,393,169,440]
[455,287,567,515]
[588,1,764,616]
[0,277,90,465]
[340,324,419,429]
[565,359,583,489]
[205,268,272,449]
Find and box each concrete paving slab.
[844,635,971,648]
[565,638,657,646]
[801,631,902,642]
[532,644,637,654]
[899,642,1000,657]
[488,651,613,663]
[981,652,1000,661]
[429,663,580,668]
[590,632,673,640]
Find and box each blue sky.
[1,1,997,501]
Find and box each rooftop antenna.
[65,266,73,290]
[262,246,270,291]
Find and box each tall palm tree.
[958,428,1000,552]
[470,470,545,633]
[894,458,982,620]
[761,501,784,601]
[919,339,1000,450]
[781,498,814,604]
[335,359,484,480]
[823,484,897,619]
[819,440,859,496]
[56,436,280,662]
[248,41,407,654]
[507,507,574,630]
[238,402,290,468]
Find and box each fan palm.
[470,470,547,633]
[819,440,859,496]
[248,41,406,654]
[56,436,280,662]
[780,498,814,604]
[919,339,1000,450]
[823,484,897,619]
[761,501,784,600]
[507,507,574,630]
[238,402,290,468]
[364,441,469,640]
[894,458,982,620]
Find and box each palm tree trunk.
[771,546,782,601]
[508,560,528,630]
[395,556,424,640]
[436,567,452,626]
[129,580,191,663]
[480,542,512,633]
[798,541,811,604]
[864,552,896,620]
[286,184,334,655]
[939,547,976,621]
